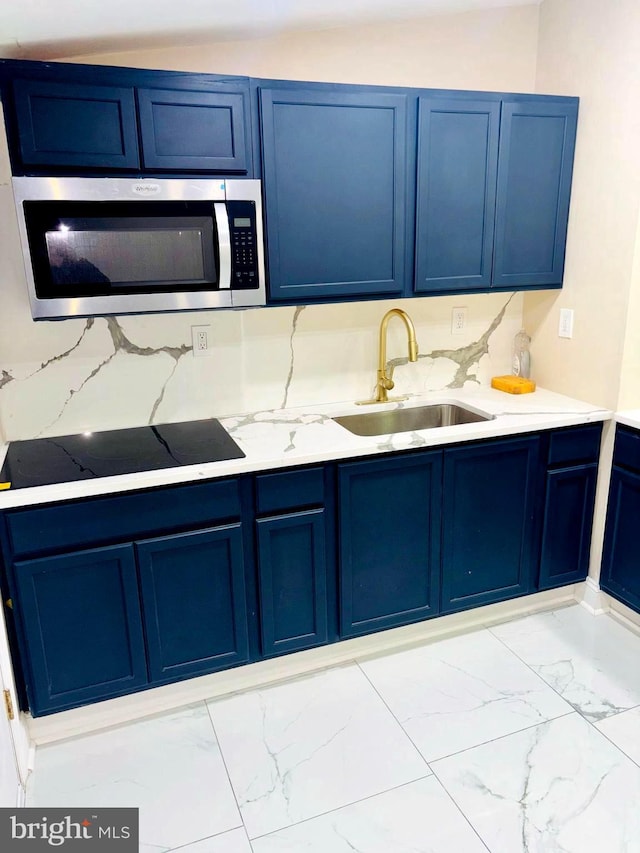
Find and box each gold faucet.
[359,308,419,405]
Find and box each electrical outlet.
[558,308,574,339]
[191,325,212,357]
[451,306,466,335]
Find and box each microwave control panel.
[228,201,259,289]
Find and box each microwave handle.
[214,202,231,289]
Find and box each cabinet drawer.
[548,423,602,466]
[614,426,640,472]
[255,467,324,515]
[6,478,241,558]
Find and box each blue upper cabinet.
[415,98,500,293]
[415,94,578,293]
[137,86,250,173]
[259,86,411,302]
[493,99,578,288]
[12,79,140,170]
[5,64,253,176]
[3,60,579,297]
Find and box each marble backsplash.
[0,281,523,440]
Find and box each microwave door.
[214,202,231,291]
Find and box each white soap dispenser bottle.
[512,329,531,379]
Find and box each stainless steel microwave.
[12,176,266,320]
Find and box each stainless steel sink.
[332,403,494,436]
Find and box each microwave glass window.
[45,227,207,288]
[23,202,220,297]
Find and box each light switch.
[558,308,574,339]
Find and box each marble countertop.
[0,385,610,510]
[616,410,640,430]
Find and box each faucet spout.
[369,308,419,404]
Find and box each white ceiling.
[1,0,540,61]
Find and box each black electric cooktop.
[0,419,245,490]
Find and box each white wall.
[0,5,539,440]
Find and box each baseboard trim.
[25,586,579,745]
[607,598,640,636]
[575,579,640,636]
[577,577,611,615]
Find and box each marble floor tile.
[595,706,640,766]
[206,664,430,839]
[27,704,241,852]
[250,777,488,853]
[359,628,572,761]
[169,828,252,853]
[491,605,640,721]
[432,713,640,853]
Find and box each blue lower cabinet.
[256,509,328,656]
[338,451,442,637]
[441,436,540,613]
[136,525,249,683]
[538,464,598,589]
[2,426,606,717]
[601,465,640,612]
[13,544,147,716]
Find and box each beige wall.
[525,0,640,411]
[71,5,540,92]
[619,197,640,409]
[527,0,640,582]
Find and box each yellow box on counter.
[491,375,536,394]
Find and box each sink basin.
[332,403,494,437]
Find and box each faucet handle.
[373,373,395,403]
[376,369,394,391]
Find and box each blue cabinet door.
[256,509,328,656]
[538,464,598,590]
[601,465,640,612]
[137,86,250,173]
[415,98,500,292]
[493,100,578,288]
[338,451,442,638]
[12,79,139,169]
[260,87,410,301]
[441,436,540,613]
[137,525,249,684]
[12,544,147,716]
